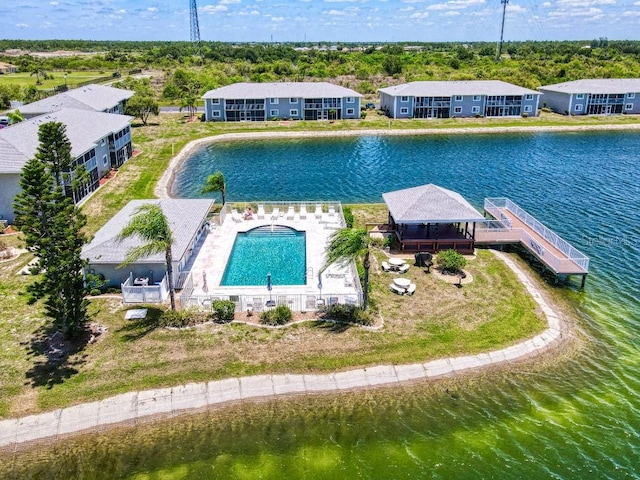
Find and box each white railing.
[228,200,345,227]
[184,292,363,313]
[484,198,589,272]
[121,273,169,304]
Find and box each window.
[290,98,298,104]
[400,107,409,114]
[626,103,634,110]
[454,95,463,102]
[102,154,109,167]
[270,109,279,116]
[524,105,532,112]
[525,94,533,100]
[576,94,584,100]
[290,109,299,116]
[575,104,583,112]
[473,95,481,102]
[346,97,355,103]
[401,96,409,102]
[211,98,220,105]
[346,108,354,115]
[628,93,636,99]
[212,111,221,118]
[471,106,480,114]
[270,98,279,105]
[453,106,462,114]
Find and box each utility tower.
[496,0,509,60]
[189,0,202,59]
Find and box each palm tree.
[179,94,198,118]
[116,204,177,311]
[322,228,371,310]
[202,171,226,205]
[29,65,46,85]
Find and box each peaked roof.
[378,80,538,97]
[82,199,214,265]
[19,84,134,116]
[539,78,640,94]
[202,82,362,99]
[0,108,132,174]
[382,184,484,224]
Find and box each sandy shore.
[155,122,640,199]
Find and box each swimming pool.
[221,225,306,286]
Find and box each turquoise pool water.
[220,225,306,286]
[4,131,640,479]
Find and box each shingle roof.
[382,184,485,224]
[82,199,214,265]
[378,80,538,97]
[0,108,132,173]
[19,84,134,116]
[203,82,363,99]
[539,78,640,95]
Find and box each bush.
[212,300,235,322]
[325,304,374,326]
[260,305,293,325]
[343,206,354,228]
[437,249,467,274]
[160,309,193,328]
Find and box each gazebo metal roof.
[382,184,485,224]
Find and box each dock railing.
[484,198,589,272]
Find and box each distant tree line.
[2,39,640,106]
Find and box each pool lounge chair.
[286,205,295,220]
[271,207,280,220]
[328,205,336,217]
[299,204,308,219]
[315,204,323,218]
[257,204,265,219]
[231,209,243,222]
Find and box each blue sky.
[4,0,640,43]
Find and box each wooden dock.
[476,198,589,285]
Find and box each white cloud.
[220,0,241,3]
[201,4,229,13]
[49,1,59,5]
[410,11,429,18]
[622,10,640,15]
[147,7,158,12]
[326,9,347,15]
[271,16,285,21]
[16,23,29,28]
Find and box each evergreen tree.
[12,122,90,338]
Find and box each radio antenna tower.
[189,0,202,59]
[496,0,509,60]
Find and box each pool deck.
[187,206,360,306]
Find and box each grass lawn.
[0,71,116,91]
[0,112,592,418]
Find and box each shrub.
[325,304,374,326]
[160,309,192,328]
[212,300,235,322]
[437,249,467,274]
[260,305,293,325]
[342,206,354,228]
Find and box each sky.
[3,0,640,43]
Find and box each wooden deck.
[476,198,589,277]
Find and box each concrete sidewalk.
[0,250,567,450]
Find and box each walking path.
[0,250,569,450]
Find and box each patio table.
[388,258,405,268]
[393,277,411,289]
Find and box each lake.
[5,131,640,479]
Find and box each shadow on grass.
[115,306,165,341]
[310,319,353,333]
[24,325,90,390]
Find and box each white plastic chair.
[299,204,307,219]
[271,207,280,220]
[286,205,295,220]
[231,209,243,222]
[315,204,323,218]
[257,204,265,219]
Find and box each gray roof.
[203,82,363,100]
[378,80,539,97]
[82,199,214,265]
[382,184,485,224]
[19,84,134,116]
[0,108,132,174]
[539,78,640,95]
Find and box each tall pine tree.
[13,122,91,338]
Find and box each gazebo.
[382,184,485,254]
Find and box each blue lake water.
[221,226,306,286]
[6,131,640,478]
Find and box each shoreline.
[154,122,640,199]
[0,249,572,450]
